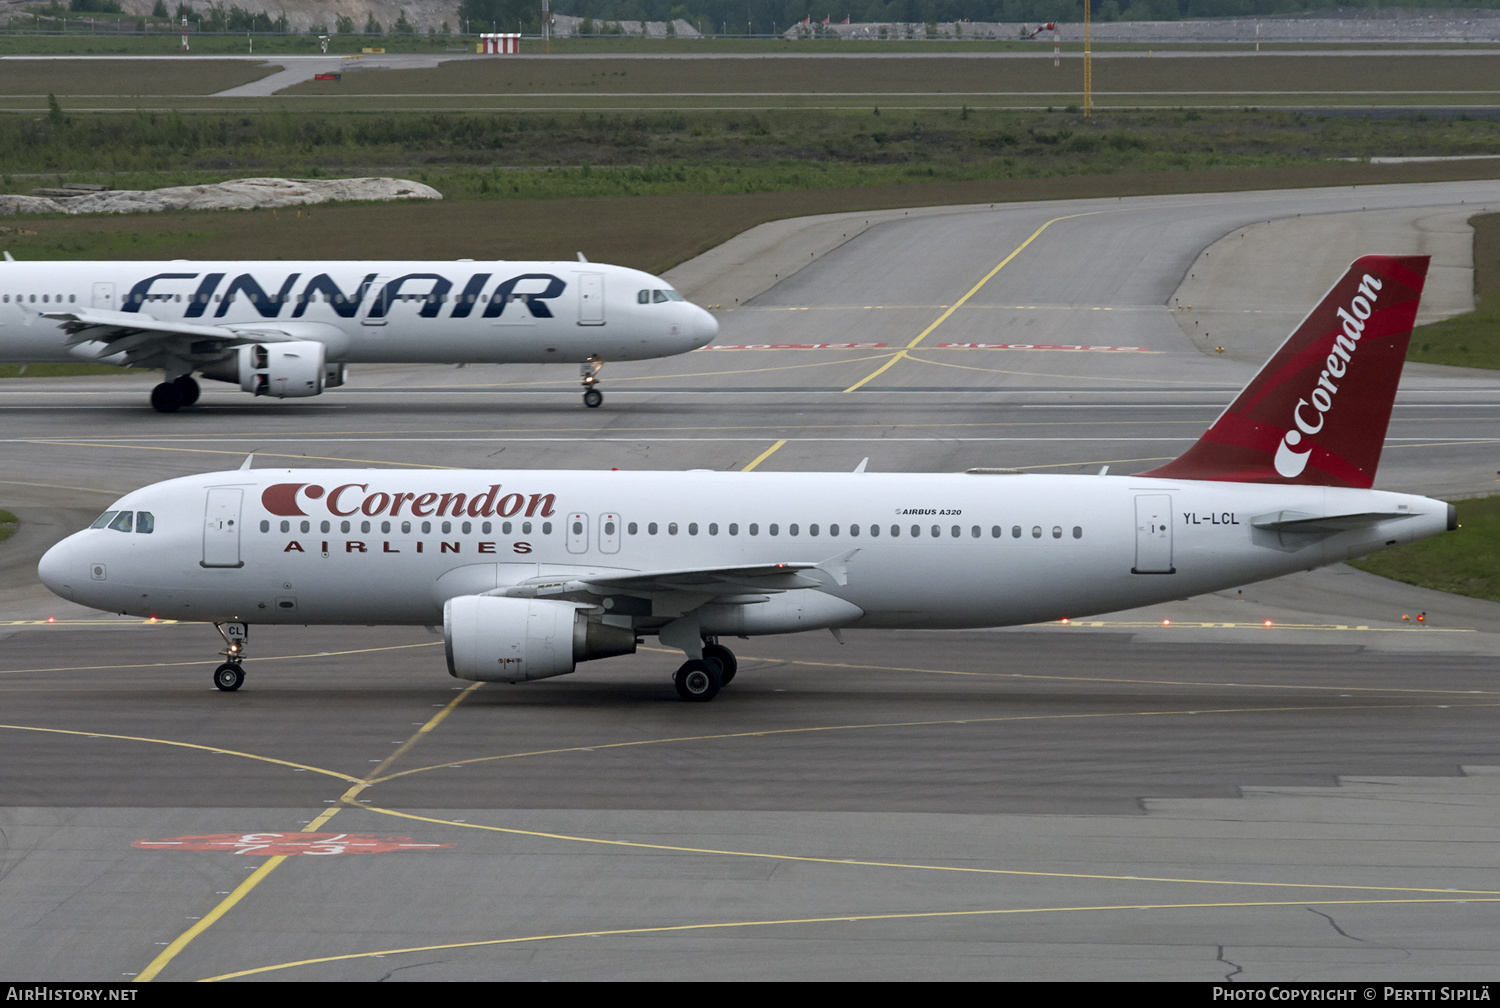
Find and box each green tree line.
[460,0,1500,35]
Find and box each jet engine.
[444,595,637,683]
[200,341,329,398]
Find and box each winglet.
[1137,255,1429,489]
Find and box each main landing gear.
[581,356,604,408]
[150,375,200,414]
[213,621,248,691]
[672,639,739,702]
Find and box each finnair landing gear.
[674,659,722,702]
[581,355,604,408]
[174,375,200,406]
[701,641,737,684]
[213,621,248,692]
[150,381,184,413]
[150,374,200,413]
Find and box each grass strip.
[1350,497,1500,603]
[1406,213,1500,369]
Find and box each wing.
[42,308,298,369]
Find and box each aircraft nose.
[689,305,718,347]
[38,537,79,602]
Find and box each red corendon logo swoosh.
[261,483,325,516]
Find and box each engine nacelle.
[233,341,328,398]
[444,595,637,683]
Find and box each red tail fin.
[1138,255,1429,489]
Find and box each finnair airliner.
[1,257,717,410]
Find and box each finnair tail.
[1138,254,1430,489]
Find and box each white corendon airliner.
[38,256,1455,701]
[0,256,717,410]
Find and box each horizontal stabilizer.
[1250,509,1414,534]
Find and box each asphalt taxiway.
[3,180,1500,981]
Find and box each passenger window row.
[251,515,1084,542]
[6,294,77,305]
[622,521,1084,540]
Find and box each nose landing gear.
[213,621,248,691]
[581,356,604,408]
[214,663,245,691]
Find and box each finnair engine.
[443,595,637,683]
[200,341,331,398]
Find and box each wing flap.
[495,561,830,611]
[582,562,824,593]
[43,309,299,358]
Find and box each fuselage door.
[91,283,116,310]
[1132,493,1175,574]
[578,272,604,326]
[358,274,392,327]
[598,513,620,554]
[202,487,245,568]
[566,512,589,554]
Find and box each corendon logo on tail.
[1273,273,1382,479]
[262,483,557,519]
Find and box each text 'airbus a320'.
[1,256,717,410]
[38,256,1453,701]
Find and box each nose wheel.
[214,663,245,691]
[581,356,604,408]
[213,621,248,692]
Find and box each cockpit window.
[90,511,119,529]
[135,511,154,534]
[639,288,686,304]
[107,511,134,533]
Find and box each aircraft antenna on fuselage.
[238,454,255,470]
[577,252,588,262]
